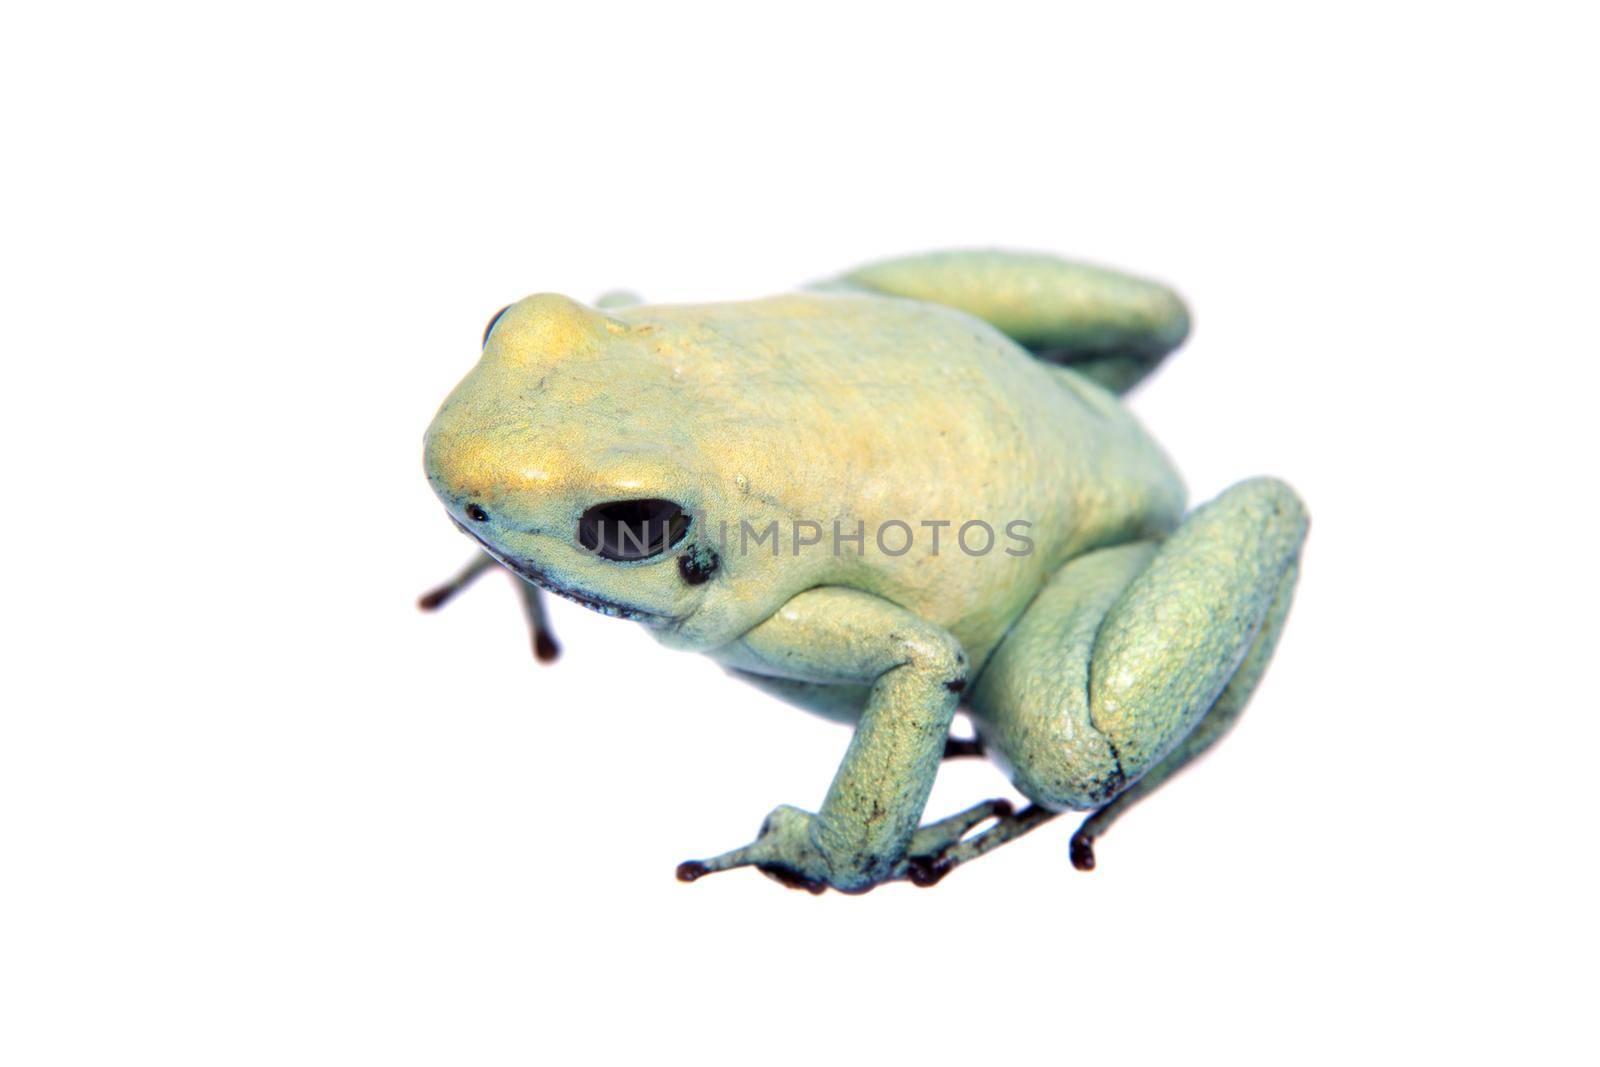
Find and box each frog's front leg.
[676,587,988,893]
[418,551,560,663]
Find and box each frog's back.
[614,292,1184,664]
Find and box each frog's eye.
[483,305,511,347]
[577,499,690,562]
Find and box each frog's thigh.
[970,478,1308,810]
[1072,555,1301,853]
[968,543,1155,809]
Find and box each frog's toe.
[907,797,1013,856]
[417,551,498,611]
[675,854,825,894]
[904,797,1025,888]
[420,551,562,666]
[1069,827,1097,871]
[676,806,836,892]
[674,849,745,885]
[909,803,1063,888]
[905,854,951,887]
[674,859,711,882]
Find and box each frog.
[420,249,1307,893]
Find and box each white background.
[4,3,1596,1064]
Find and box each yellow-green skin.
[424,250,1307,892]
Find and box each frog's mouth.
[450,518,676,625]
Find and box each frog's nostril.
[465,503,490,523]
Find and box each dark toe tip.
[907,857,950,888]
[417,588,451,611]
[991,798,1015,820]
[676,861,708,883]
[533,632,561,662]
[1069,833,1097,872]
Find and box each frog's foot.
[676,798,1017,893]
[905,797,1014,857]
[906,803,1061,887]
[675,805,833,894]
[418,551,560,663]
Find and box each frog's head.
[423,294,726,631]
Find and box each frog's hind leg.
[1068,556,1299,869]
[937,478,1307,883]
[419,551,560,663]
[594,289,643,310]
[827,249,1190,394]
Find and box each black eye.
[577,499,690,561]
[466,503,490,523]
[483,305,511,347]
